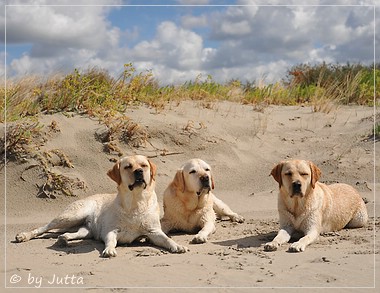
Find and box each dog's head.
[171,158,215,196]
[107,155,156,191]
[271,159,321,198]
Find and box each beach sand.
[2,101,378,291]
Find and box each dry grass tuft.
[2,121,86,198]
[95,112,149,156]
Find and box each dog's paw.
[56,235,69,247]
[171,244,189,253]
[230,214,245,223]
[191,234,207,244]
[102,247,117,258]
[288,242,306,252]
[15,232,30,243]
[264,242,279,252]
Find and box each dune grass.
[2,62,378,124]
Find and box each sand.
[1,101,378,291]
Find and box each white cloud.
[308,47,336,64]
[132,21,207,71]
[207,4,374,73]
[10,48,100,76]
[181,14,208,29]
[6,1,123,75]
[10,54,53,76]
[219,20,251,36]
[210,5,258,39]
[292,6,315,30]
[6,5,120,51]
[4,1,376,85]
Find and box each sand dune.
[2,101,378,290]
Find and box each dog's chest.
[122,206,157,228]
[115,210,159,244]
[180,206,213,230]
[282,197,311,230]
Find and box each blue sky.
[1,0,378,84]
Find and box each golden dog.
[264,159,368,252]
[15,155,188,257]
[161,158,244,244]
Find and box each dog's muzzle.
[291,180,303,197]
[128,168,147,191]
[196,175,211,196]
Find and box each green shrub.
[1,62,377,123]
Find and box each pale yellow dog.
[264,159,368,252]
[161,158,244,244]
[16,155,188,257]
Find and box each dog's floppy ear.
[309,161,321,189]
[270,162,283,187]
[172,169,185,193]
[148,159,157,182]
[107,161,121,185]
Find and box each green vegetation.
[283,62,379,107]
[1,62,378,123]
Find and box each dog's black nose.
[292,181,302,192]
[134,168,144,179]
[200,175,210,187]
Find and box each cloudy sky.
[1,0,379,84]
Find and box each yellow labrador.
[161,158,244,244]
[264,159,368,252]
[15,155,188,257]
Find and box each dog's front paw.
[102,247,117,258]
[191,234,207,244]
[264,241,279,252]
[230,214,245,223]
[15,232,30,243]
[288,242,306,252]
[170,244,189,253]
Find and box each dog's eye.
[285,172,292,176]
[141,164,148,168]
[205,168,210,172]
[124,165,132,170]
[189,170,196,174]
[301,173,309,176]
